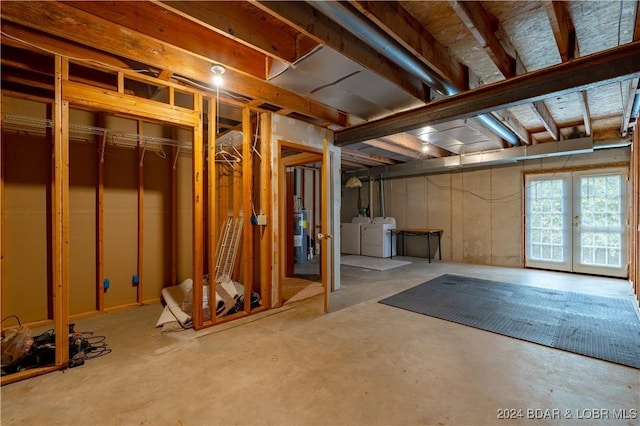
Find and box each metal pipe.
[631,93,640,119]
[310,1,519,145]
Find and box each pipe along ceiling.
[309,1,520,146]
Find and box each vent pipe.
[309,1,519,145]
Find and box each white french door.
[525,168,628,277]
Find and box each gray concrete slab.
[2,261,639,425]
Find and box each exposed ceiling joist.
[577,91,591,137]
[335,41,640,145]
[494,110,531,145]
[157,1,316,65]
[341,148,397,166]
[362,139,421,159]
[531,100,560,141]
[1,0,349,127]
[544,0,579,62]
[449,0,515,78]
[66,1,268,81]
[384,133,452,158]
[350,0,467,91]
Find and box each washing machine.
[340,216,371,255]
[361,217,397,258]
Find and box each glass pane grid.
[579,175,623,268]
[527,179,565,263]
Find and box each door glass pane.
[527,179,565,263]
[578,175,623,268]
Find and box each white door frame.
[525,167,628,277]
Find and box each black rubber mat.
[379,274,640,369]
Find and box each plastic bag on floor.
[1,315,34,369]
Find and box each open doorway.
[278,142,324,305]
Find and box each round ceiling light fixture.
[211,64,225,86]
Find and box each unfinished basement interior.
[1,1,639,425]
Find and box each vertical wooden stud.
[312,169,317,256]
[170,130,178,286]
[117,72,124,94]
[53,56,70,366]
[0,118,4,322]
[242,107,254,312]
[208,97,217,323]
[192,93,204,328]
[96,114,106,311]
[259,112,272,307]
[136,121,144,304]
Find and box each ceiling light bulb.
[422,144,430,152]
[211,64,225,86]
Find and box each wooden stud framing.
[96,114,106,311]
[192,93,204,329]
[63,81,200,128]
[53,55,70,366]
[170,131,178,287]
[242,106,254,312]
[259,112,272,308]
[0,113,4,326]
[206,97,217,325]
[136,120,144,304]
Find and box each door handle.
[317,233,333,241]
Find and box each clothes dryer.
[361,217,397,258]
[340,216,371,255]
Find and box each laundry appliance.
[340,216,371,255]
[360,217,397,258]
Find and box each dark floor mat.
[379,274,640,369]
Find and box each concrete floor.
[2,259,639,426]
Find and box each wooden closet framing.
[1,55,273,384]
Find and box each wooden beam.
[544,1,578,62]
[621,79,639,137]
[450,1,515,78]
[351,1,467,91]
[62,81,200,127]
[96,115,106,311]
[494,110,531,145]
[192,94,204,329]
[253,0,430,102]
[67,1,268,80]
[530,100,560,141]
[259,112,272,309]
[577,91,592,137]
[136,120,144,305]
[341,148,397,166]
[242,106,254,313]
[282,152,323,167]
[1,1,348,127]
[169,130,178,287]
[53,56,70,367]
[362,139,422,159]
[341,159,369,169]
[335,41,640,145]
[385,133,452,157]
[158,1,311,65]
[207,98,217,323]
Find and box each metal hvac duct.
[309,1,520,146]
